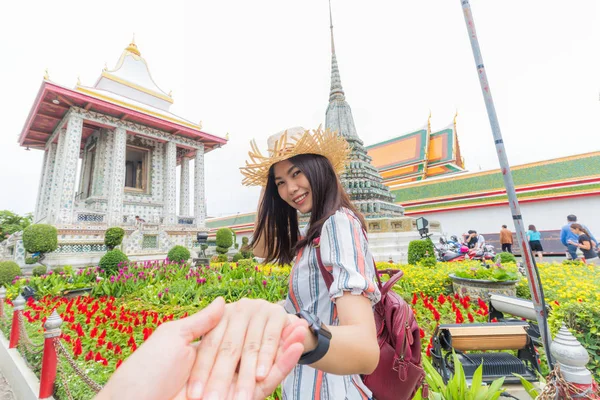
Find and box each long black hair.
[251,153,365,265]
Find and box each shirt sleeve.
[318,210,381,305]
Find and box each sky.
[0,0,598,218]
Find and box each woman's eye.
[292,170,301,177]
[276,181,284,186]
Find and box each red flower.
[90,327,98,338]
[114,345,122,354]
[491,318,498,323]
[131,343,137,352]
[99,329,107,340]
[85,351,94,361]
[107,342,114,350]
[467,313,474,323]
[412,293,418,305]
[432,309,441,321]
[419,328,425,339]
[102,359,108,366]
[95,352,103,362]
[143,328,153,341]
[97,338,105,347]
[437,294,446,305]
[426,344,433,357]
[116,359,123,369]
[73,339,83,358]
[128,335,136,347]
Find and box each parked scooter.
[435,237,468,262]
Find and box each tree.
[22,224,58,266]
[0,210,33,242]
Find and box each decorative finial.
[125,34,141,56]
[168,90,173,97]
[225,132,230,140]
[44,68,49,80]
[77,76,81,86]
[428,111,432,132]
[454,110,458,126]
[103,62,108,71]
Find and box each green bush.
[104,227,125,250]
[32,265,47,277]
[0,261,21,286]
[216,254,228,263]
[22,224,58,255]
[25,257,39,265]
[418,256,437,268]
[232,252,244,262]
[216,228,233,255]
[408,239,435,265]
[53,266,64,274]
[495,252,517,264]
[99,250,129,276]
[167,245,191,263]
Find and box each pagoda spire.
[329,0,345,102]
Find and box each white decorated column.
[179,156,191,217]
[50,114,84,224]
[163,142,177,225]
[38,143,57,222]
[34,148,50,221]
[194,144,206,228]
[107,127,127,226]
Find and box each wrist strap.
[298,327,330,365]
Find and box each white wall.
[410,196,600,237]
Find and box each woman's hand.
[186,298,307,400]
[95,297,226,400]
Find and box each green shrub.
[99,250,129,276]
[216,228,233,255]
[232,252,244,262]
[22,224,58,255]
[418,256,437,268]
[216,254,228,263]
[167,245,191,263]
[0,261,21,286]
[408,239,435,265]
[32,265,47,277]
[53,266,64,274]
[495,252,517,264]
[104,227,125,250]
[25,257,39,265]
[238,259,255,269]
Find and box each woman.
[568,223,599,264]
[526,225,544,261]
[185,127,381,400]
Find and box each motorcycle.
[435,237,468,262]
[467,244,496,261]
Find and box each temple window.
[125,146,149,192]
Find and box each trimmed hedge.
[216,228,233,255]
[32,265,47,277]
[23,224,58,255]
[99,250,129,276]
[0,261,21,286]
[167,245,191,263]
[495,252,517,264]
[104,227,125,250]
[408,239,435,265]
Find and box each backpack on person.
[313,236,427,400]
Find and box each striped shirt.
[283,208,381,400]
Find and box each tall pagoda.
[325,6,405,219]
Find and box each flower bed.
[1,258,599,399]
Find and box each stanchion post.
[39,310,63,399]
[551,324,599,399]
[9,295,25,349]
[0,286,6,318]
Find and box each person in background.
[568,223,599,264]
[560,214,597,260]
[526,225,544,262]
[499,225,513,253]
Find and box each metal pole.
[459,0,553,369]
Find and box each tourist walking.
[567,223,599,264]
[499,225,513,253]
[526,225,544,262]
[185,127,381,400]
[560,214,597,260]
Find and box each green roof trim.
[393,153,600,203]
[207,213,256,229]
[366,129,426,150]
[405,182,600,212]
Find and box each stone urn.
[449,274,519,302]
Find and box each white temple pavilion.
[3,40,226,267]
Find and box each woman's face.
[273,159,312,213]
[570,227,579,235]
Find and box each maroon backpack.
[313,237,427,400]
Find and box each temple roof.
[366,114,465,186]
[92,40,174,111]
[19,42,227,152]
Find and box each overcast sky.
[0,0,598,218]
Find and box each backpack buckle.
[312,237,321,248]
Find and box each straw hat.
[240,126,351,187]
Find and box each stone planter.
[62,287,93,299]
[449,274,519,302]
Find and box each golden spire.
[125,34,141,56]
[453,110,458,128]
[225,132,230,140]
[44,68,49,80]
[77,76,81,85]
[427,110,432,133]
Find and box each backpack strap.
[312,237,403,297]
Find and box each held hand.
[95,297,226,400]
[186,299,307,400]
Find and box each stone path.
[0,371,15,400]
